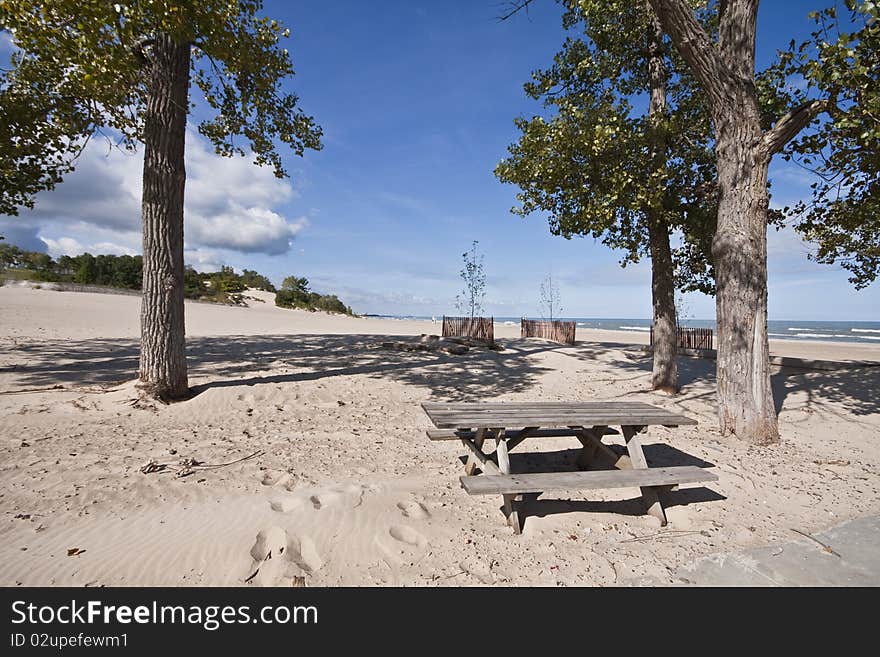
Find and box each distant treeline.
[0,244,354,314]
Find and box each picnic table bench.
[422,401,718,534]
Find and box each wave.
[618,326,651,332]
[787,327,818,331]
[852,328,880,334]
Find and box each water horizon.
[362,314,880,345]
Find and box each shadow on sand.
[563,341,880,418]
[456,442,725,524]
[2,335,877,414]
[1,334,564,401]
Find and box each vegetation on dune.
[0,244,353,314]
[275,275,354,315]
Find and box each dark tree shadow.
[771,365,880,417]
[0,334,564,401]
[564,340,880,418]
[3,334,877,414]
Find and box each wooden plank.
[575,427,632,469]
[505,426,537,452]
[423,401,659,409]
[426,426,620,441]
[425,407,690,417]
[575,425,605,469]
[494,429,521,534]
[464,427,486,476]
[495,429,511,474]
[428,414,697,429]
[622,425,666,526]
[460,434,500,475]
[460,466,717,496]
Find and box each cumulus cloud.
[10,131,307,257]
[187,204,308,255]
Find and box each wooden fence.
[650,326,714,350]
[521,319,576,345]
[442,316,494,343]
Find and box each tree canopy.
[495,0,718,294]
[761,0,879,289]
[0,0,323,215]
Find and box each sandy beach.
[1,284,878,586]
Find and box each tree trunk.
[712,108,779,444]
[138,33,190,400]
[648,217,678,393]
[646,0,781,443]
[645,5,678,393]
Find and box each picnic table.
[422,401,718,534]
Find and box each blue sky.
[2,0,877,320]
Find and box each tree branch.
[497,0,537,22]
[761,99,830,155]
[647,0,732,113]
[131,36,155,66]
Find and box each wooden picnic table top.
[421,400,697,429]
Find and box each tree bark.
[646,5,678,393]
[648,0,779,443]
[138,33,190,400]
[648,217,678,393]
[713,104,779,443]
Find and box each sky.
[1,0,877,320]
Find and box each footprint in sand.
[287,535,324,573]
[261,471,297,489]
[250,526,288,561]
[269,497,304,513]
[309,484,365,510]
[396,500,430,520]
[389,525,428,549]
[246,526,292,586]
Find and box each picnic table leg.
[464,427,487,476]
[494,428,522,535]
[621,425,667,526]
[574,426,632,470]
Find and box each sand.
[1,284,878,586]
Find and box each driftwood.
[380,335,502,356]
[140,450,264,478]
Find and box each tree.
[455,240,487,319]
[538,273,563,321]
[1,1,322,399]
[765,2,880,289]
[282,276,310,294]
[496,0,717,393]
[241,269,276,292]
[647,0,879,442]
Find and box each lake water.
[371,315,880,345]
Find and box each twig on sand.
[140,450,264,478]
[620,530,704,543]
[0,385,66,395]
[789,528,841,557]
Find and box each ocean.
[367,315,880,345]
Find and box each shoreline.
[1,283,878,362]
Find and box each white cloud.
[183,248,226,273]
[14,131,307,257]
[187,205,308,255]
[41,237,84,257]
